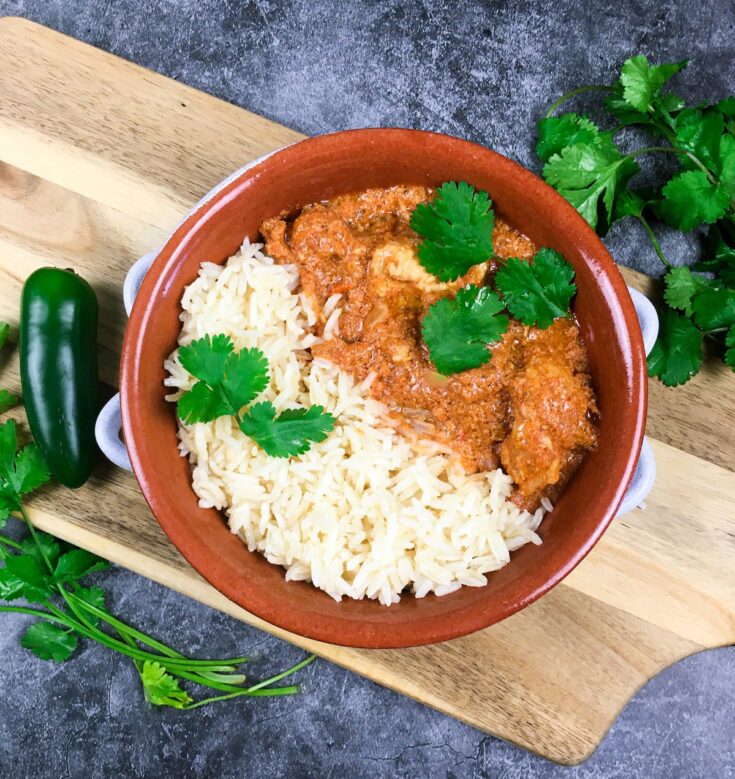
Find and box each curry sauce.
[260,185,597,509]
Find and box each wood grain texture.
[0,17,733,765]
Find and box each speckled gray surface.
[0,1,734,777]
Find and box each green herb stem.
[636,215,672,270]
[39,599,244,678]
[625,143,716,184]
[165,666,261,694]
[183,685,299,710]
[244,654,317,693]
[66,593,249,666]
[649,120,718,184]
[19,506,103,639]
[0,605,76,626]
[20,505,55,572]
[114,622,144,673]
[15,512,249,675]
[0,533,23,550]
[182,654,316,708]
[544,84,612,118]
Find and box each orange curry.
[261,185,598,510]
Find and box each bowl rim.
[120,127,647,648]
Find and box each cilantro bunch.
[410,182,578,375]
[177,334,335,457]
[537,55,735,386]
[0,323,314,708]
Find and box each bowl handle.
[615,286,659,516]
[95,393,132,471]
[96,250,159,472]
[96,266,662,516]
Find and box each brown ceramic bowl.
[121,129,647,648]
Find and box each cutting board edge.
[23,503,718,766]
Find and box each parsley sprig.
[177,335,335,457]
[537,55,735,386]
[0,323,315,708]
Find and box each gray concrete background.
[0,1,734,777]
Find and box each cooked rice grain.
[164,241,545,605]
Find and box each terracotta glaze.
[120,129,647,648]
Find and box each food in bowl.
[163,182,599,606]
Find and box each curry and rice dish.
[165,182,598,605]
[261,186,597,512]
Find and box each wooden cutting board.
[0,17,733,765]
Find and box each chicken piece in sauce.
[260,185,597,509]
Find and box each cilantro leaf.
[0,568,36,601]
[663,267,710,317]
[619,55,687,113]
[0,390,19,414]
[536,113,600,163]
[606,61,685,129]
[496,248,577,328]
[691,287,735,331]
[178,335,234,384]
[239,402,335,458]
[717,96,735,118]
[675,109,724,172]
[73,585,107,626]
[177,344,270,423]
[656,170,729,230]
[717,96,735,135]
[54,549,109,583]
[141,661,193,708]
[605,84,684,128]
[221,348,270,411]
[3,554,54,602]
[0,419,18,481]
[693,224,735,285]
[0,426,50,505]
[20,532,61,570]
[543,135,639,230]
[611,188,649,221]
[718,133,735,197]
[0,497,13,528]
[647,309,703,386]
[21,622,78,663]
[178,381,231,424]
[410,181,495,281]
[421,285,509,375]
[0,322,8,351]
[176,336,336,456]
[725,325,735,369]
[10,444,51,496]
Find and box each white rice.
[164,240,546,606]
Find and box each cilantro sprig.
[422,285,509,374]
[538,55,735,385]
[407,183,578,375]
[410,181,495,281]
[495,248,577,328]
[177,334,335,457]
[0,324,315,708]
[421,249,577,375]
